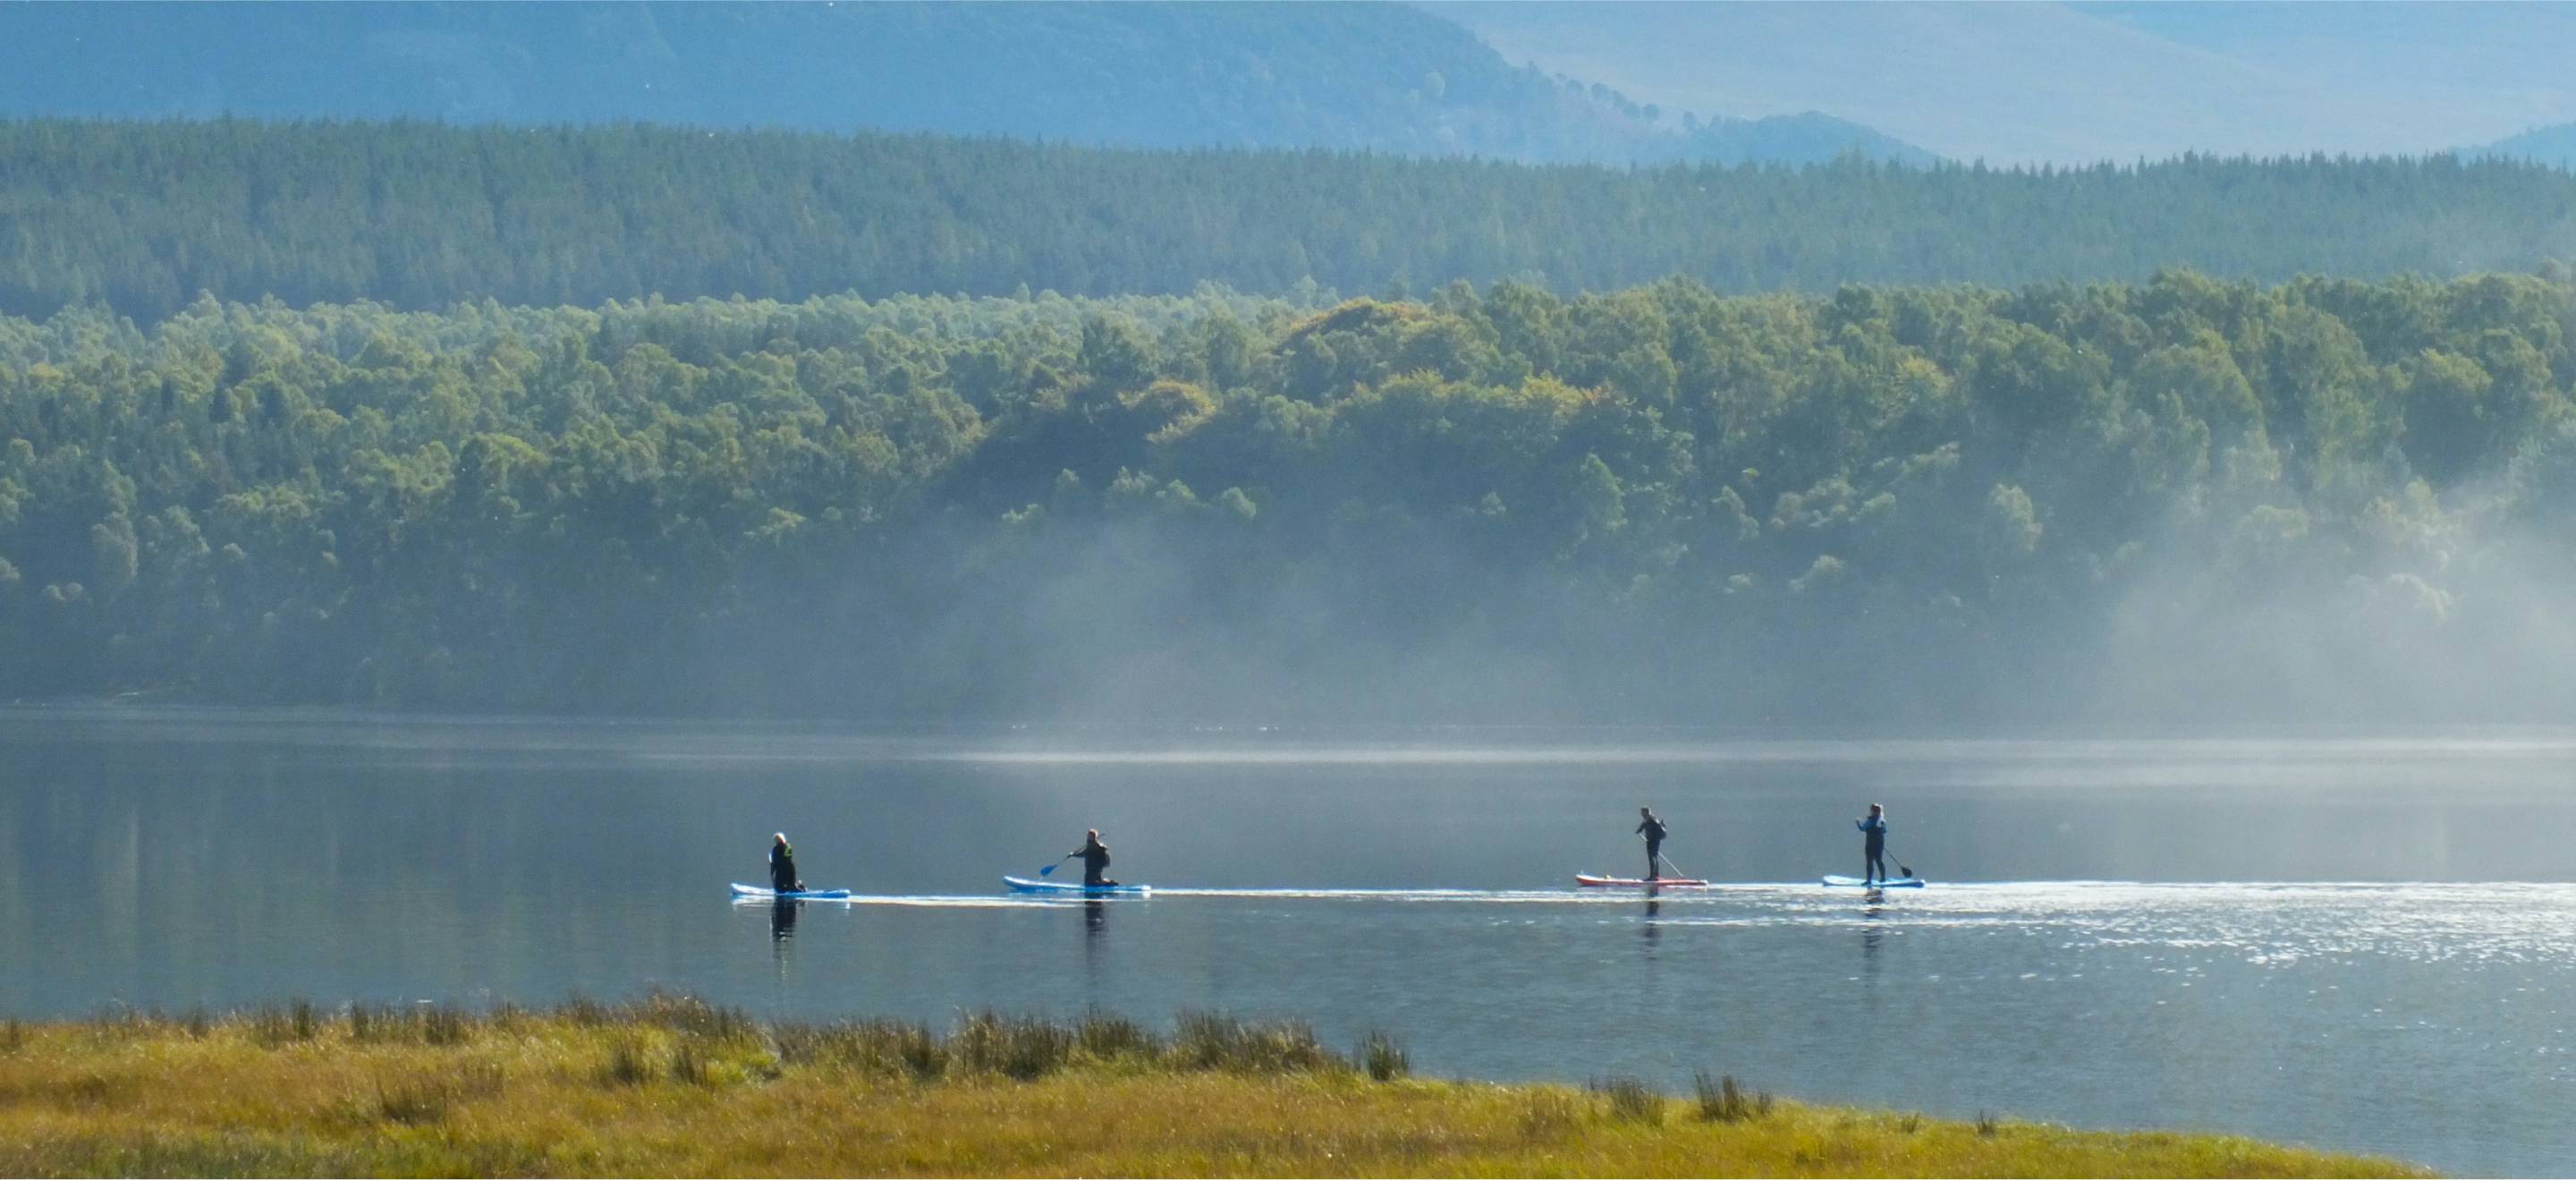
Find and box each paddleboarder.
[1069,828,1119,888]
[1635,806,1670,880]
[768,832,804,893]
[1855,804,1889,885]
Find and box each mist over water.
[4,709,2573,1173]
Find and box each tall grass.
[1172,1010,1341,1074]
[247,1000,319,1047]
[32,999,1405,1085]
[953,1010,1076,1080]
[1074,1009,1158,1062]
[0,996,2426,1178]
[1589,1075,1665,1125]
[773,1018,947,1081]
[374,1063,503,1125]
[599,1038,656,1087]
[1693,1071,1775,1123]
[348,1003,471,1046]
[1359,1029,1411,1081]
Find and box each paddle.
[1038,853,1074,879]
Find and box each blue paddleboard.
[1821,875,1925,888]
[1004,875,1150,896]
[730,882,855,900]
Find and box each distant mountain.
[1439,0,2576,166]
[2472,123,2576,169]
[0,0,1932,167]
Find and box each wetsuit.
[1636,812,1669,879]
[1856,814,1888,883]
[769,840,801,893]
[1073,835,1116,887]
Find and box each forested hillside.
[0,2,1926,168]
[2475,122,2576,169]
[7,120,2576,324]
[6,272,2575,723]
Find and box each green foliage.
[4,271,2575,721]
[3,120,2575,324]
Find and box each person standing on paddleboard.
[768,832,803,893]
[1635,807,1670,880]
[1856,804,1890,885]
[1069,828,1119,888]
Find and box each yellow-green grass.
[0,997,2423,1177]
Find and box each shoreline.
[0,997,2424,1177]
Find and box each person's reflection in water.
[1641,891,1662,951]
[1859,896,1885,975]
[767,899,801,998]
[1084,898,1108,937]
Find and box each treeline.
[7,118,2576,323]
[7,272,2576,721]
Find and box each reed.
[1693,1070,1775,1123]
[1359,1029,1411,1082]
[1172,1009,1341,1074]
[1589,1074,1666,1125]
[347,1002,472,1046]
[373,1063,503,1125]
[598,1037,655,1087]
[953,1010,1075,1080]
[1074,1008,1161,1063]
[246,999,319,1048]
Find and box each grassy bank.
[0,997,2420,1177]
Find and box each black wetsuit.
[769,842,801,893]
[1857,815,1888,883]
[1636,813,1669,879]
[1072,836,1116,887]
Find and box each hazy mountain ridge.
[1441,0,2576,166]
[2472,123,2576,170]
[0,0,1931,167]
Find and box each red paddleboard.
[1575,874,1711,887]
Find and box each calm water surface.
[4,708,2574,1175]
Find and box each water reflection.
[769,899,800,941]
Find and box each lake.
[4,707,2572,1175]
